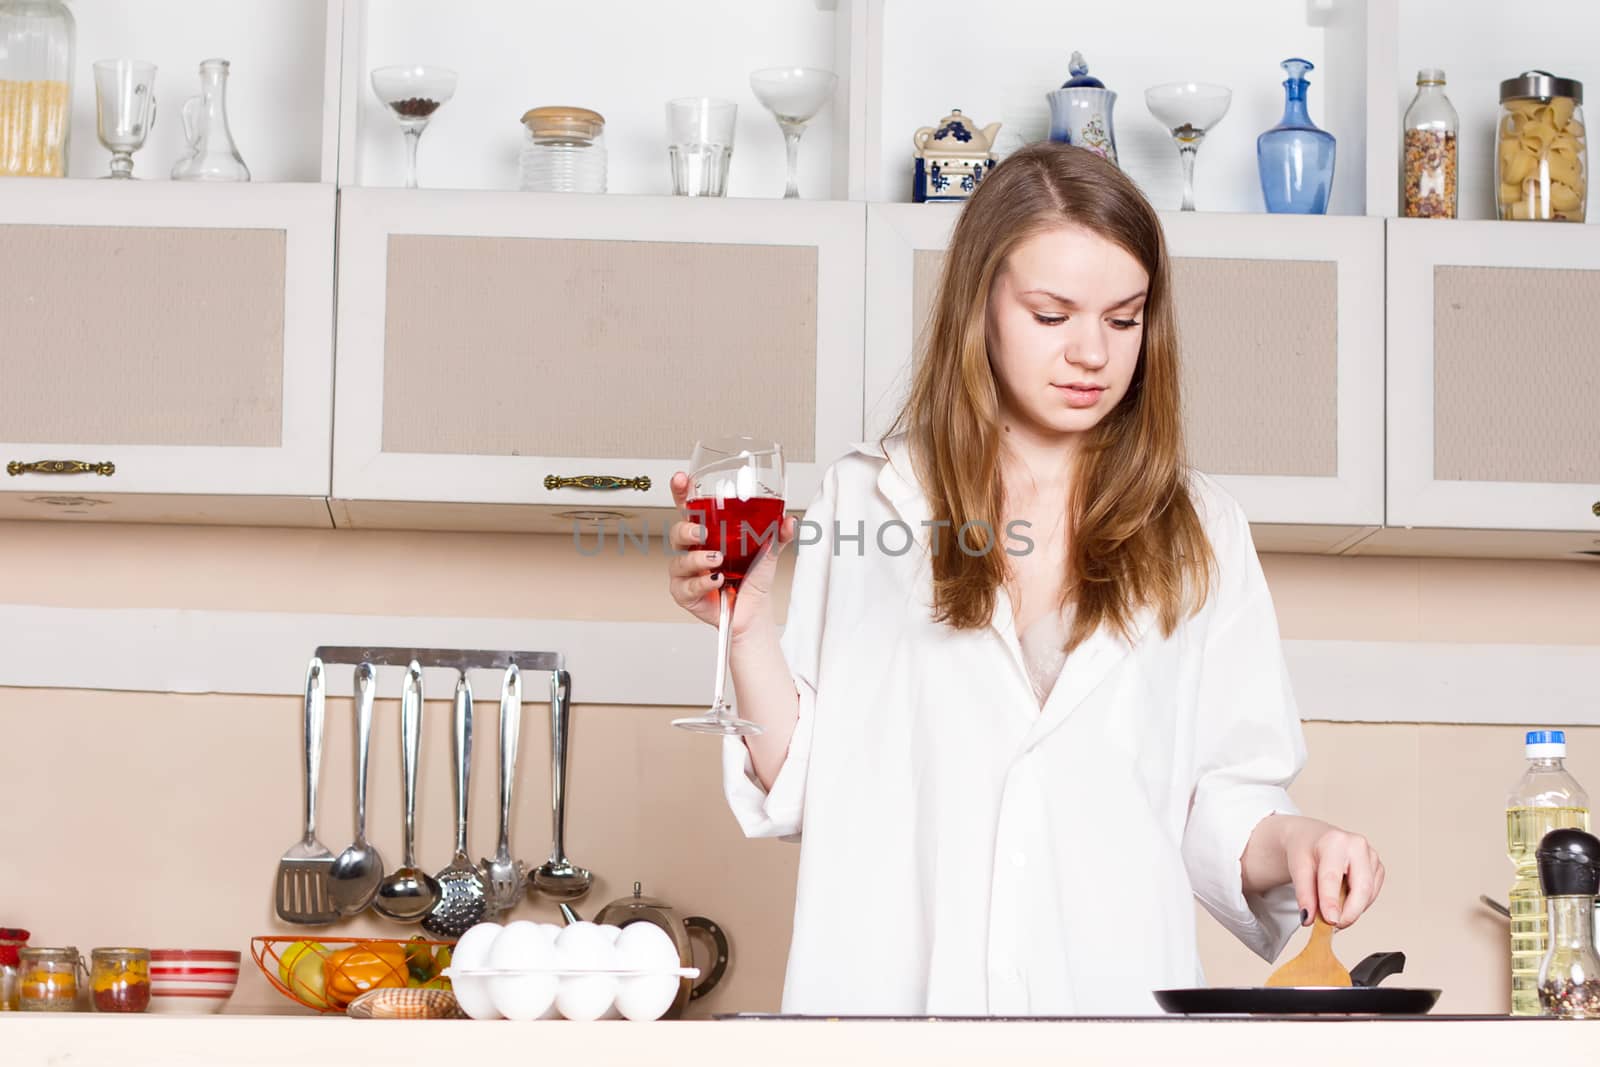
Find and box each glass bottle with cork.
[1401,68,1457,218]
[1507,730,1590,1016]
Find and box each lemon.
[277,941,328,985]
[287,946,332,1010]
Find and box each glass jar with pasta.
[0,0,76,177]
[1496,70,1585,222]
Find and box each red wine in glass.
[685,495,785,587]
[672,436,786,736]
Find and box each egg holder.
[444,964,702,1022]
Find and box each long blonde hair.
[888,142,1213,653]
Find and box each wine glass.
[1145,82,1232,211]
[671,436,786,736]
[371,65,458,189]
[749,67,837,199]
[93,60,158,179]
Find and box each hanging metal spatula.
[275,657,339,924]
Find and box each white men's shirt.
[722,435,1305,1016]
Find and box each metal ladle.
[373,662,440,922]
[328,662,385,915]
[531,669,593,901]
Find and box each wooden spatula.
[1264,888,1352,988]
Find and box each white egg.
[599,923,623,945]
[556,973,618,1021]
[447,921,505,1020]
[487,921,559,1021]
[613,922,683,1021]
[554,922,618,1020]
[534,923,561,945]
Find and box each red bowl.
[148,949,241,1014]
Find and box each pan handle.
[1349,951,1407,988]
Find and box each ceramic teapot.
[560,881,729,1018]
[912,108,1001,202]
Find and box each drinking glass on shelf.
[671,436,786,736]
[371,65,457,189]
[667,97,736,197]
[92,59,157,179]
[1144,82,1232,211]
[749,67,837,199]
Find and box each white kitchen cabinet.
[1366,219,1600,559]
[0,180,337,526]
[330,189,865,530]
[864,205,1385,553]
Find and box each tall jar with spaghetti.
[0,0,76,177]
[1401,69,1457,218]
[1496,70,1585,221]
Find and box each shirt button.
[1010,852,1027,869]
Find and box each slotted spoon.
[422,673,487,937]
[274,657,338,925]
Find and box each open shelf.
[337,0,843,196]
[65,0,335,183]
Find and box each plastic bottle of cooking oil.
[1507,730,1589,1016]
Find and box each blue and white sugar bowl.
[912,108,1001,203]
[1047,50,1119,165]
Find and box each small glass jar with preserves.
[1401,68,1457,218]
[18,947,83,1011]
[90,948,150,1013]
[0,928,28,1011]
[1496,70,1586,221]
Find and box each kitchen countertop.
[7,1013,1596,1066]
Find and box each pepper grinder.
[1535,827,1600,1018]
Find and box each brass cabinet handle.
[1592,501,1599,518]
[544,474,652,492]
[7,459,116,477]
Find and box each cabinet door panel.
[333,189,864,526]
[0,180,335,524]
[1388,219,1600,536]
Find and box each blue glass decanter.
[1256,58,1336,214]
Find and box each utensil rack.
[310,644,571,707]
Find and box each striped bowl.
[148,950,241,1014]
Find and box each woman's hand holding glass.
[667,472,797,639]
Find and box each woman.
[666,142,1384,1015]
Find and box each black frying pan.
[1155,952,1442,1016]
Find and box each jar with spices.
[1496,70,1586,221]
[0,0,75,176]
[0,927,29,1011]
[1401,69,1457,218]
[90,948,150,1013]
[18,946,83,1011]
[519,106,607,193]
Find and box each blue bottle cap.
[1527,730,1567,745]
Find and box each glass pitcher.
[171,57,250,181]
[0,0,76,176]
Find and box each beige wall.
[2,518,1598,1017]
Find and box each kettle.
[559,881,728,1019]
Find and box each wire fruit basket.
[251,936,454,1014]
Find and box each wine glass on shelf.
[1144,82,1232,211]
[370,65,458,189]
[671,436,787,736]
[749,67,837,199]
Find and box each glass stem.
[781,122,806,199]
[711,584,735,716]
[402,127,423,190]
[1178,142,1199,212]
